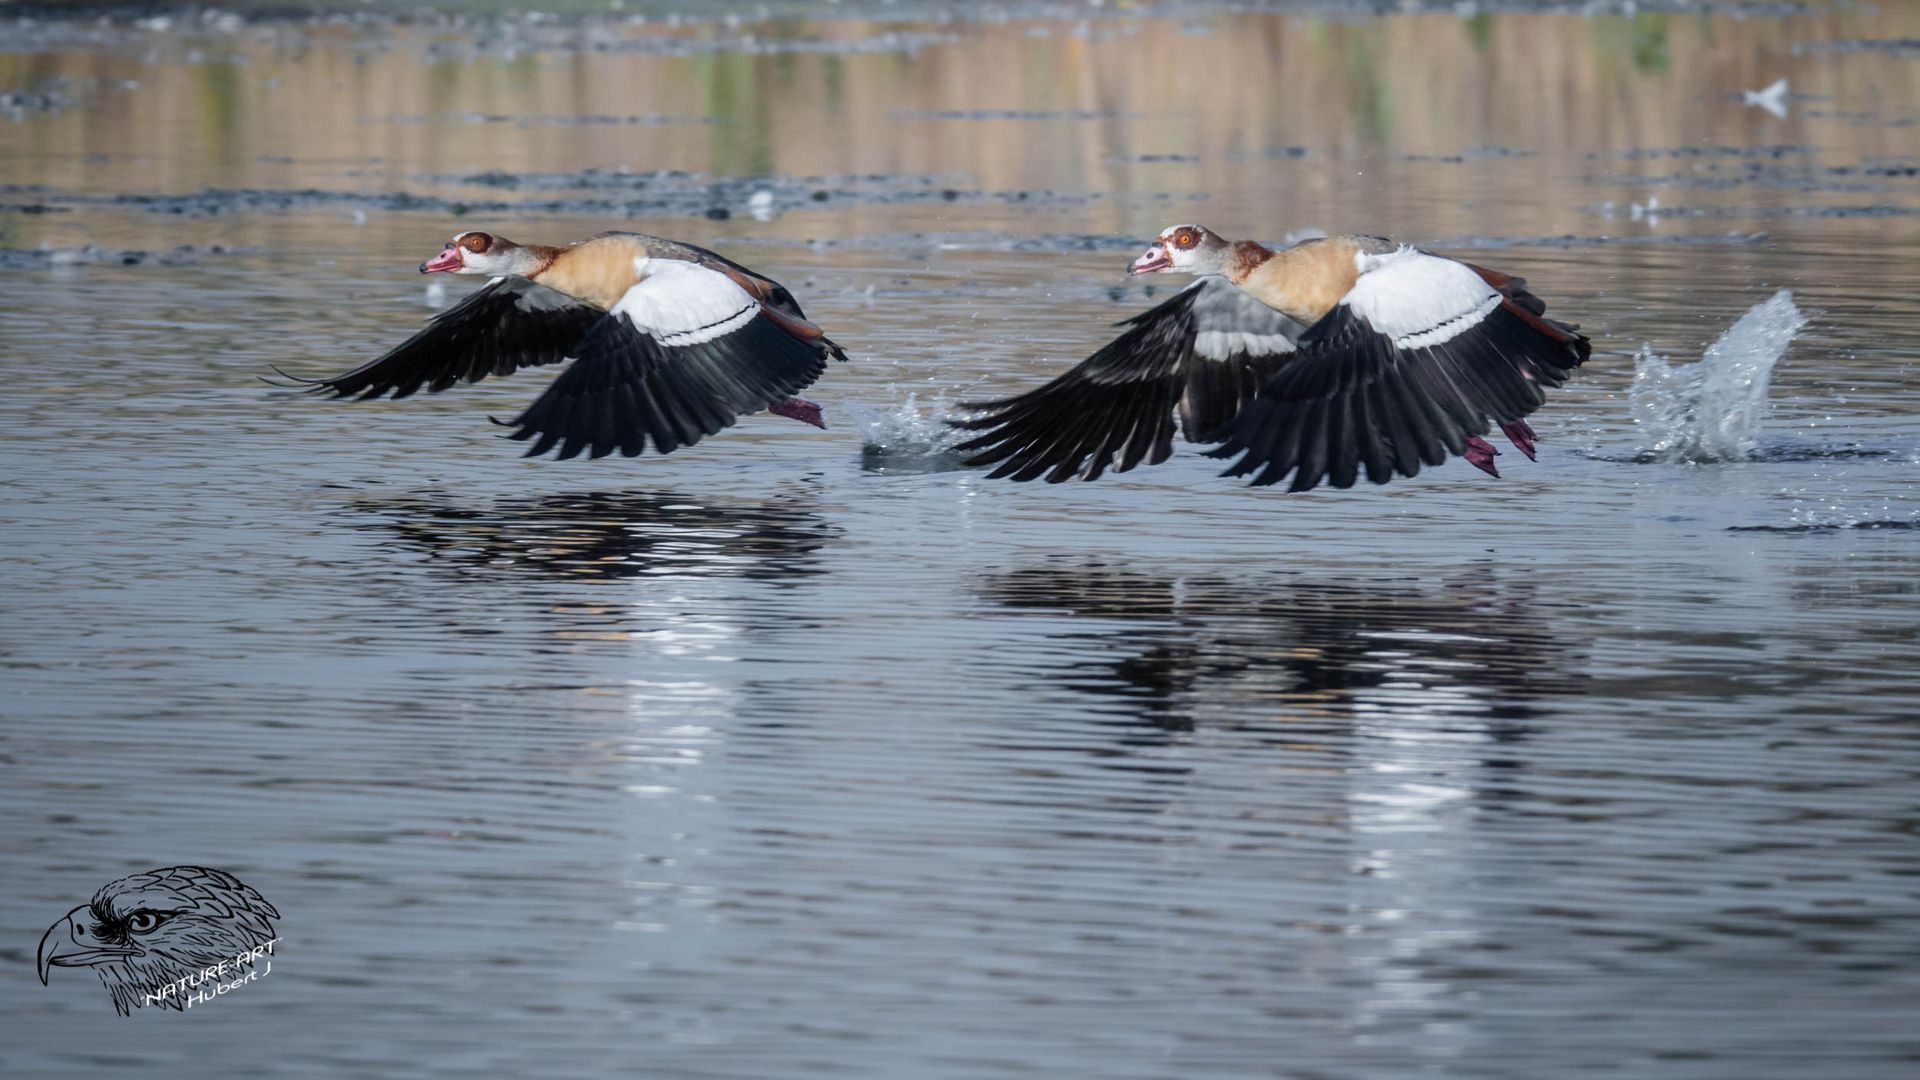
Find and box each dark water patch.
[1741,443,1901,463]
[1,76,138,117]
[7,9,957,59]
[46,179,1161,220]
[81,187,455,216]
[1592,144,1818,161]
[1586,444,1899,465]
[1804,108,1889,124]
[1729,520,1920,533]
[584,29,961,58]
[1,86,74,117]
[434,167,961,196]
[1595,202,1920,221]
[1427,231,1770,249]
[1221,145,1311,162]
[1585,159,1920,194]
[894,108,1135,121]
[731,228,1775,260]
[1112,153,1201,163]
[442,167,686,190]
[395,22,967,63]
[858,443,972,476]
[729,229,1167,254]
[0,203,66,214]
[340,489,843,585]
[1794,38,1920,57]
[1837,163,1920,178]
[386,111,719,127]
[0,243,257,269]
[1404,146,1537,163]
[1590,175,1885,195]
[978,563,1589,732]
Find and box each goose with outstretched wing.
[276,230,848,460]
[955,225,1591,491]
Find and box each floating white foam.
[1630,288,1807,463]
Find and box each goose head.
[419,231,545,276]
[1128,224,1232,277]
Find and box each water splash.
[1629,288,1808,462]
[853,392,970,475]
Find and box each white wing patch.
[612,258,758,346]
[1343,246,1501,349]
[1194,330,1297,361]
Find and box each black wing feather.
[503,310,828,459]
[953,280,1300,483]
[1211,301,1589,491]
[289,278,604,400]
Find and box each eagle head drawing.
[37,865,280,1016]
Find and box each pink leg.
[767,397,826,430]
[1501,419,1538,461]
[1464,435,1501,478]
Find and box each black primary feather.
[504,310,830,460]
[953,280,1303,483]
[291,278,604,400]
[1211,301,1588,491]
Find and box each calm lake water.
[3,3,1919,1077]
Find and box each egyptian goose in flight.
[280,231,847,459]
[954,225,1591,490]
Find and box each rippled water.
[3,4,1919,1078]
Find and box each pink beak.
[1128,242,1172,275]
[419,246,463,274]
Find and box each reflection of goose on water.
[343,489,842,583]
[955,225,1592,489]
[273,230,847,459]
[977,564,1586,733]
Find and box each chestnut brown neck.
[523,244,564,280]
[1224,240,1273,285]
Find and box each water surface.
[2,5,1919,1078]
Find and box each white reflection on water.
[1345,639,1495,1061]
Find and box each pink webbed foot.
[1501,419,1538,461]
[1464,435,1501,478]
[767,397,826,430]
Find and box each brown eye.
[460,233,493,254]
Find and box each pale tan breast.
[1237,236,1364,324]
[534,234,649,309]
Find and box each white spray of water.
[852,391,969,472]
[856,391,961,451]
[1629,288,1807,463]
